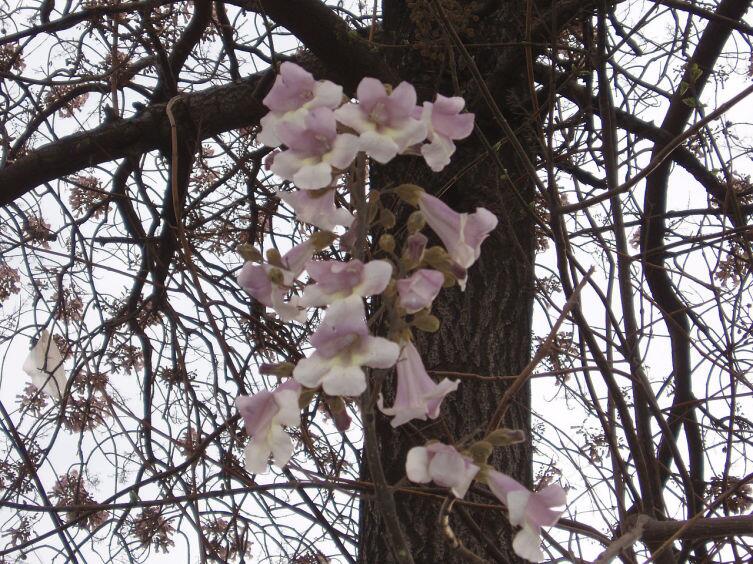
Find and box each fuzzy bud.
[379,233,396,253]
[309,231,337,250]
[395,183,425,206]
[238,244,263,263]
[407,210,425,234]
[412,312,440,332]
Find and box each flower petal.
[244,440,271,474]
[268,425,295,468]
[512,525,545,563]
[293,354,331,389]
[321,364,367,396]
[358,336,400,369]
[405,446,431,483]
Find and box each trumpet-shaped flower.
[487,470,567,562]
[396,269,444,313]
[293,296,399,396]
[301,259,392,308]
[235,379,302,474]
[237,240,315,322]
[418,193,498,287]
[334,78,427,163]
[405,442,479,498]
[271,107,359,189]
[277,188,354,231]
[417,94,475,172]
[22,330,67,399]
[378,342,458,427]
[259,62,343,147]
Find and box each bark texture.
[359,1,538,560]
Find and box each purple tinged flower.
[405,442,479,498]
[417,94,475,172]
[396,269,444,313]
[403,232,428,265]
[378,342,458,427]
[276,188,354,231]
[301,259,392,307]
[418,193,498,288]
[259,62,343,147]
[334,78,427,163]
[271,107,359,189]
[293,296,400,396]
[487,470,567,562]
[237,240,315,322]
[23,330,66,399]
[235,379,302,474]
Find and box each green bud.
[379,233,396,253]
[238,243,263,263]
[442,271,456,288]
[486,428,526,447]
[299,388,317,409]
[412,313,440,332]
[266,248,283,267]
[468,441,494,464]
[267,267,284,285]
[380,208,396,229]
[395,183,425,206]
[422,245,450,265]
[407,210,425,233]
[310,231,337,250]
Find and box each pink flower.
[23,330,67,399]
[378,342,458,427]
[293,296,400,396]
[276,188,354,231]
[237,240,315,322]
[405,442,479,498]
[301,259,392,307]
[259,62,343,147]
[235,379,302,474]
[271,107,359,189]
[418,193,498,288]
[487,470,567,562]
[402,232,428,265]
[396,269,444,313]
[334,78,427,163]
[417,94,475,171]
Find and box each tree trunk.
[357,1,547,559]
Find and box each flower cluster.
[231,63,564,562]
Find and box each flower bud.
[380,208,396,229]
[266,248,283,267]
[395,183,425,206]
[468,440,494,464]
[267,267,284,285]
[238,243,263,263]
[402,232,428,267]
[379,233,396,253]
[309,231,337,250]
[412,312,440,332]
[407,210,425,234]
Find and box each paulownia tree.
[1,0,753,562]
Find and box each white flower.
[23,330,67,399]
[293,296,399,396]
[235,379,302,474]
[405,442,479,498]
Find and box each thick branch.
[0,76,268,207]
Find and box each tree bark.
[359,2,537,559]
